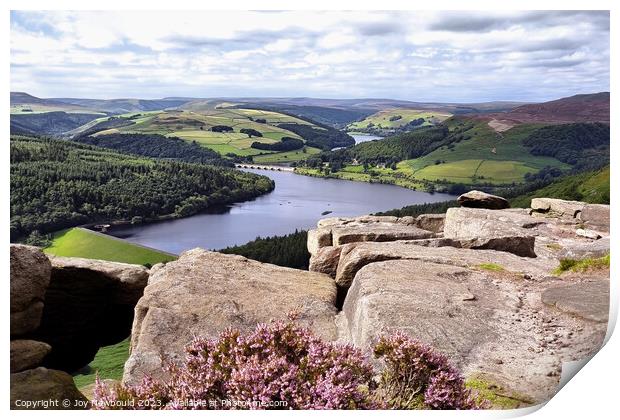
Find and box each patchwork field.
[348,108,452,131]
[44,227,176,265]
[69,106,324,162]
[401,119,570,184]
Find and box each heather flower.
[373,331,486,409]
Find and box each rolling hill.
[297,92,609,191]
[486,92,610,124]
[68,107,353,164]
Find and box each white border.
[2,1,616,419]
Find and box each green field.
[73,337,130,390]
[69,106,322,163]
[348,108,452,131]
[254,146,322,164]
[45,228,176,265]
[400,120,570,185]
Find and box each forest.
[276,122,355,150]
[75,133,231,166]
[10,136,274,241]
[219,230,309,269]
[251,137,304,152]
[522,123,609,171]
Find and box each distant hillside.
[497,92,609,124]
[52,97,192,114]
[11,111,101,136]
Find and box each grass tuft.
[553,254,610,275]
[477,263,505,272]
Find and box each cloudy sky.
[10,10,609,102]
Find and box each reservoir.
[108,169,454,253]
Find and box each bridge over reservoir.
[235,164,295,172]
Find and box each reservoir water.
[350,133,383,143]
[108,169,454,254]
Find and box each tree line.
[10,136,274,241]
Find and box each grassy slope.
[45,227,176,265]
[73,338,130,389]
[348,108,451,130]
[403,119,569,184]
[509,166,610,208]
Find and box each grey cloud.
[430,10,609,33]
[355,21,404,36]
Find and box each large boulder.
[10,340,52,373]
[339,258,607,403]
[530,198,586,218]
[334,241,554,288]
[123,250,338,385]
[10,367,87,410]
[443,207,538,257]
[10,244,52,336]
[307,228,332,255]
[457,190,510,209]
[28,256,149,372]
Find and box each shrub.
[93,318,378,410]
[374,332,485,410]
[93,321,487,410]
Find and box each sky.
[10,10,610,102]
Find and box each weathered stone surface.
[10,244,52,336]
[309,245,343,278]
[28,257,149,372]
[339,258,607,403]
[317,215,398,228]
[10,340,52,373]
[542,280,609,322]
[10,367,87,410]
[443,208,538,257]
[458,190,510,209]
[580,204,610,231]
[123,249,338,385]
[307,228,333,255]
[415,213,445,233]
[332,224,433,246]
[576,228,602,240]
[334,241,554,288]
[558,237,610,260]
[531,198,585,218]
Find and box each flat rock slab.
[123,249,338,385]
[558,237,610,260]
[334,241,554,288]
[331,224,433,246]
[580,204,610,232]
[541,281,609,322]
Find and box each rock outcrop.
[10,245,51,336]
[531,198,586,218]
[457,190,510,209]
[10,340,52,373]
[10,367,88,410]
[10,248,148,409]
[28,256,149,372]
[123,250,338,385]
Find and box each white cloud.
[9,10,609,102]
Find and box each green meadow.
[348,108,452,131]
[69,106,322,163]
[45,227,176,266]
